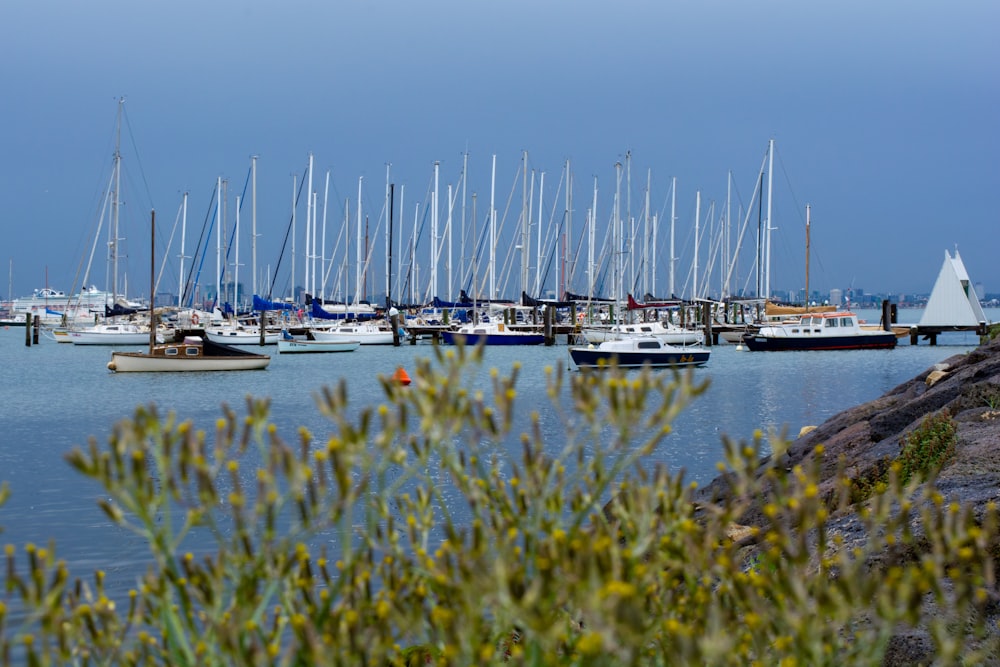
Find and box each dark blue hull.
[743,332,897,351]
[569,347,710,368]
[440,331,545,346]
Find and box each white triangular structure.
[919,250,988,327]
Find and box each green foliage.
[0,347,997,665]
[849,410,958,504]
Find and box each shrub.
[0,347,996,665]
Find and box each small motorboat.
[569,336,710,369]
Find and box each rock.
[695,333,1000,664]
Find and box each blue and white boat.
[440,321,544,346]
[569,336,710,369]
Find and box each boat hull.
[69,331,160,345]
[205,330,280,345]
[310,325,396,345]
[107,337,271,372]
[569,346,710,368]
[277,339,360,354]
[440,331,545,346]
[742,332,897,351]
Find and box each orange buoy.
[392,367,412,386]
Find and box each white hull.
[310,325,395,345]
[108,353,270,372]
[205,328,280,345]
[69,323,161,345]
[581,321,704,346]
[277,339,360,354]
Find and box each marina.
[0,307,993,604]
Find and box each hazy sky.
[2,1,997,304]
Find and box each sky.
[2,0,997,305]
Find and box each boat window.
[165,348,178,356]
[841,317,853,327]
[826,318,838,328]
[639,326,652,333]
[637,340,660,349]
[186,347,199,356]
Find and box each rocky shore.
[698,333,1000,665]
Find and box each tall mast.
[321,170,330,300]
[535,171,544,296]
[215,176,222,309]
[290,174,296,301]
[489,154,496,299]
[178,192,187,307]
[112,97,123,303]
[251,155,257,298]
[644,168,651,297]
[521,150,529,298]
[431,161,439,299]
[694,191,701,300]
[305,153,314,300]
[805,204,811,312]
[234,195,240,311]
[587,176,597,299]
[670,176,676,298]
[355,176,363,304]
[446,183,453,301]
[764,137,775,300]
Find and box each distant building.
[829,288,843,307]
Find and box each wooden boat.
[277,331,359,354]
[742,311,897,351]
[107,211,271,373]
[440,321,544,346]
[108,335,271,372]
[569,336,710,369]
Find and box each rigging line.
[182,186,218,308]
[120,101,155,211]
[215,164,254,307]
[267,164,310,300]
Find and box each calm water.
[0,308,991,598]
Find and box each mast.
[589,176,597,299]
[215,176,222,310]
[356,176,363,305]
[535,171,544,296]
[234,195,240,311]
[521,150,529,298]
[112,97,123,306]
[694,191,701,300]
[431,161,439,299]
[489,154,496,299]
[251,155,257,298]
[148,209,156,353]
[670,176,676,298]
[764,137,775,300]
[178,192,187,307]
[805,204,811,312]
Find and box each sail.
[919,250,988,327]
[252,294,297,311]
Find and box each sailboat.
[108,211,271,372]
[68,99,159,345]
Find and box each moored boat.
[277,331,360,354]
[108,335,270,372]
[440,321,544,346]
[742,311,897,351]
[569,336,710,369]
[310,322,396,345]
